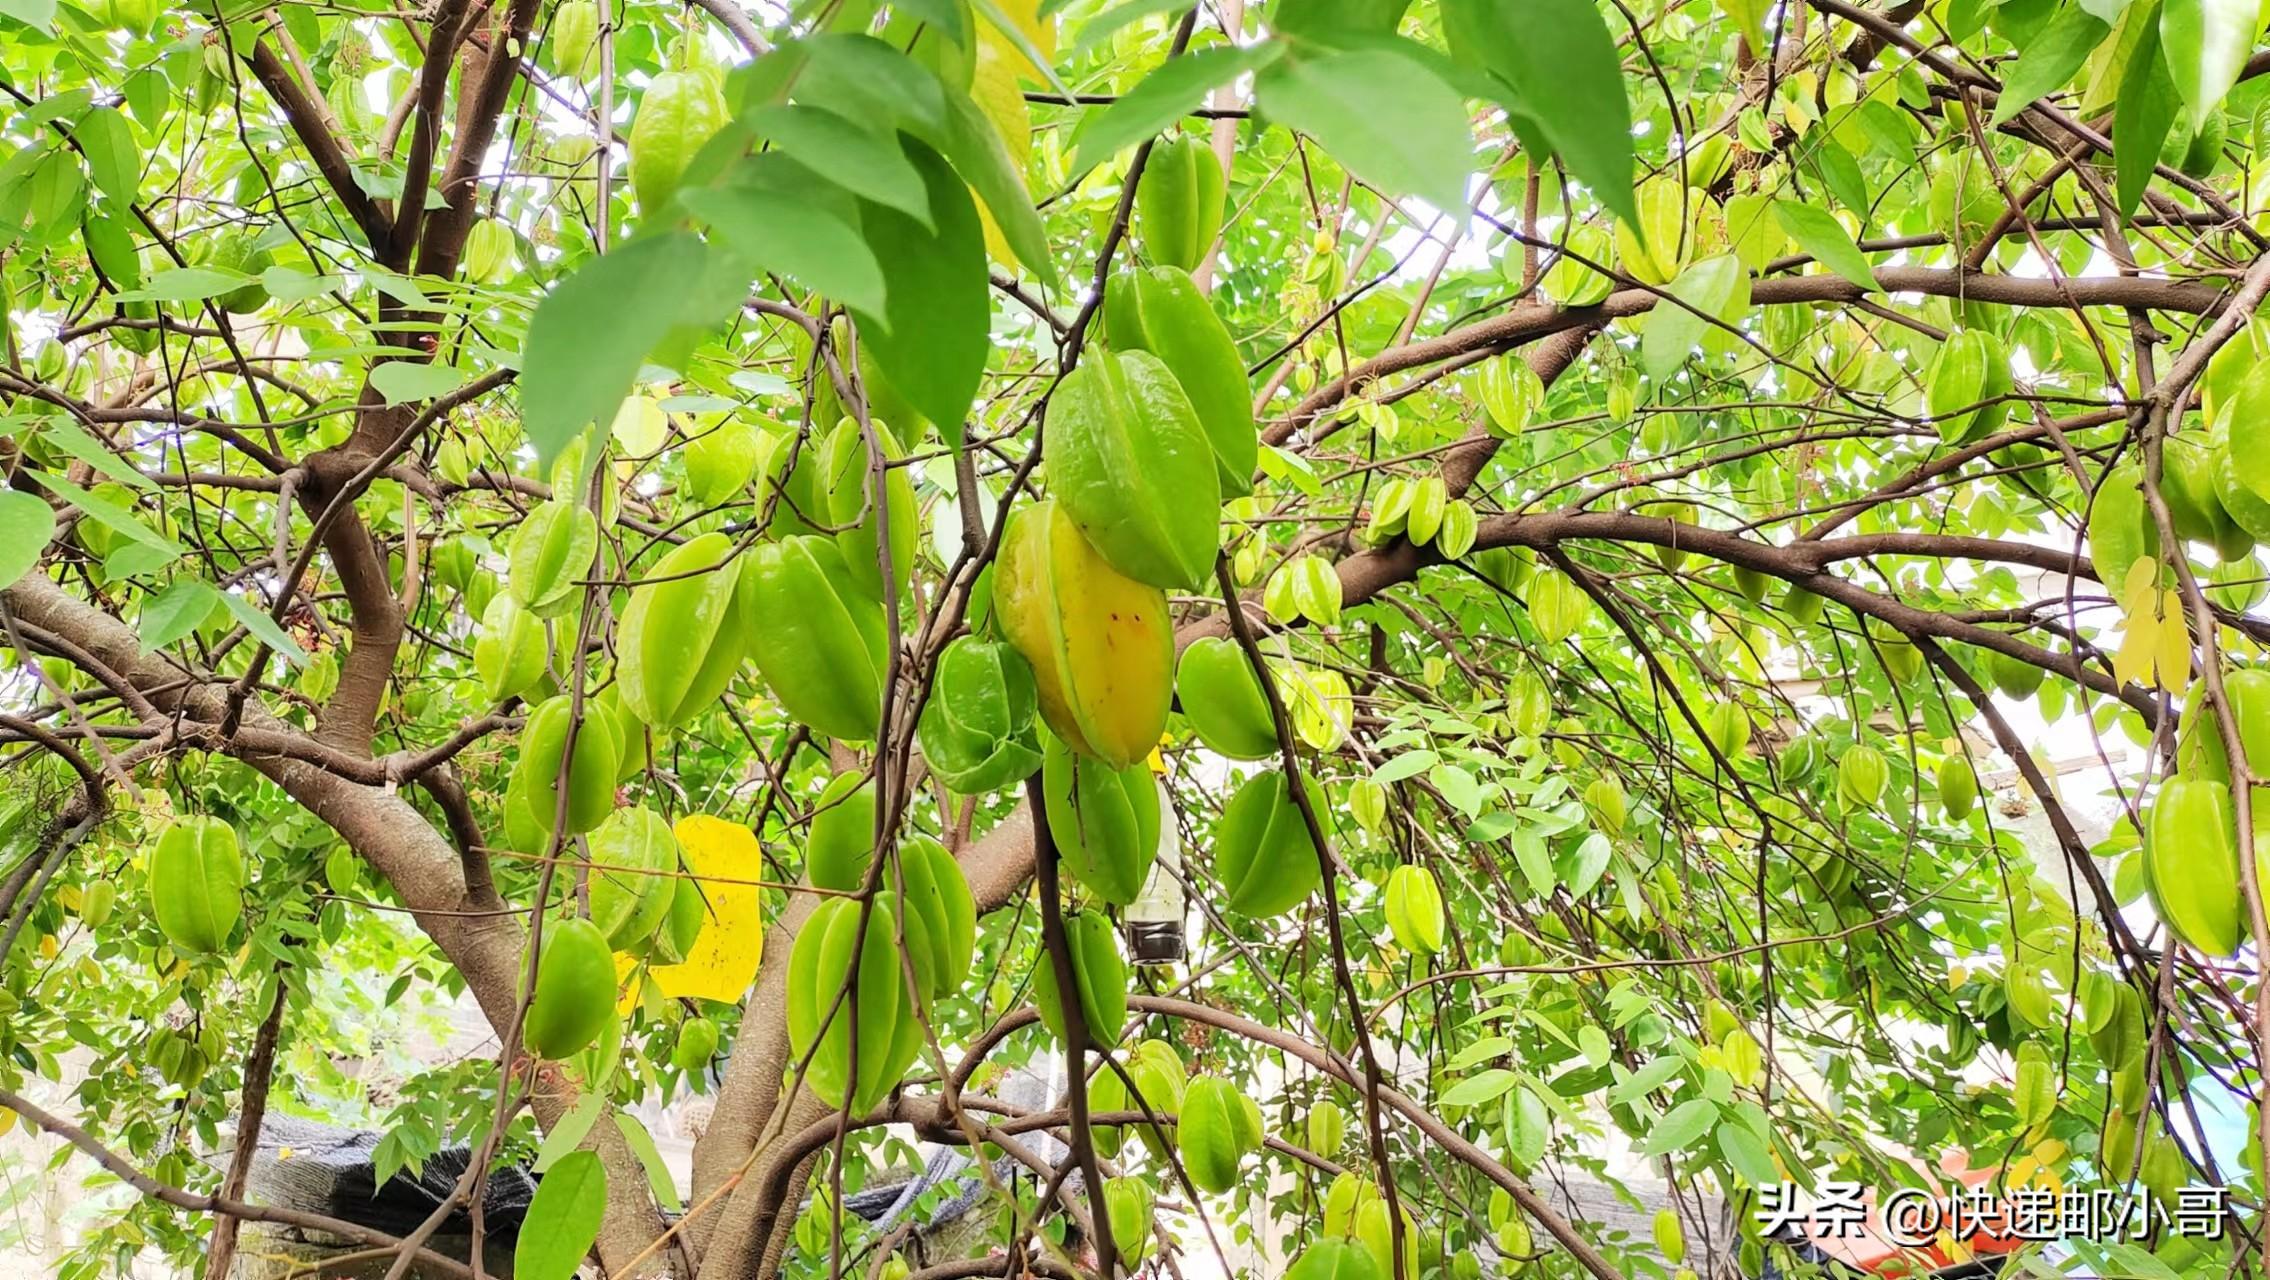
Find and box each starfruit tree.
[5,0,2270,1277]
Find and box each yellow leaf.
[972,31,1032,268]
[651,816,766,1003]
[614,951,645,1017]
[2153,587,2192,697]
[983,0,1057,81]
[2113,561,2164,689]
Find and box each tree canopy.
[3,0,2269,1278]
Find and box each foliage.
[3,0,2270,1278]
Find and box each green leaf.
[893,0,971,46]
[1255,46,1474,219]
[1372,750,1439,785]
[935,85,1056,284]
[1991,6,2112,124]
[532,1094,605,1173]
[0,490,55,588]
[2115,16,2180,217]
[1772,200,1878,292]
[783,36,1049,282]
[1641,254,1748,379]
[785,35,948,139]
[1807,136,1869,215]
[369,360,470,405]
[1713,1118,1780,1183]
[74,107,139,206]
[742,105,933,227]
[217,590,310,667]
[520,231,717,467]
[514,1150,608,1280]
[1641,1097,1720,1154]
[119,268,248,303]
[612,1111,684,1214]
[0,0,55,33]
[1069,0,1188,51]
[1440,0,1636,224]
[261,266,344,301]
[1440,1068,1522,1107]
[682,156,888,316]
[2161,0,2256,128]
[1070,45,1277,168]
[850,140,990,438]
[28,471,181,560]
[1714,0,1772,52]
[39,419,153,489]
[136,578,218,652]
[1510,827,1556,895]
[1608,1055,1685,1103]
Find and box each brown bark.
[0,575,676,1275]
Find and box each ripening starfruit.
[1135,134,1224,272]
[919,637,1045,793]
[1286,1242,1383,1280]
[1091,1037,1187,1158]
[1383,864,1445,955]
[549,0,598,76]
[994,499,1174,768]
[2163,431,2245,554]
[513,696,620,835]
[1923,328,2013,444]
[1583,777,1627,834]
[1179,1076,1262,1193]
[2211,417,2270,542]
[523,916,616,1059]
[1613,180,1688,286]
[1103,1177,1157,1266]
[596,684,649,782]
[1837,743,1888,810]
[617,531,745,728]
[1175,636,1277,760]
[816,417,919,600]
[805,773,879,893]
[1040,731,1161,906]
[2145,775,2243,957]
[1046,349,1221,590]
[463,220,515,284]
[474,593,546,703]
[643,873,709,965]
[1035,909,1128,1047]
[683,418,764,507]
[2224,668,2270,783]
[507,499,599,618]
[587,807,679,950]
[1937,755,1978,821]
[629,70,726,214]
[1214,770,1326,917]
[673,1015,719,1071]
[2087,460,2161,597]
[1543,221,1617,306]
[1986,644,2047,699]
[739,535,890,742]
[1476,356,1544,438]
[890,837,977,1000]
[788,894,920,1111]
[1268,553,1343,627]
[149,816,243,956]
[1308,1099,1348,1157]
[1104,266,1257,496]
[1406,476,1448,547]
